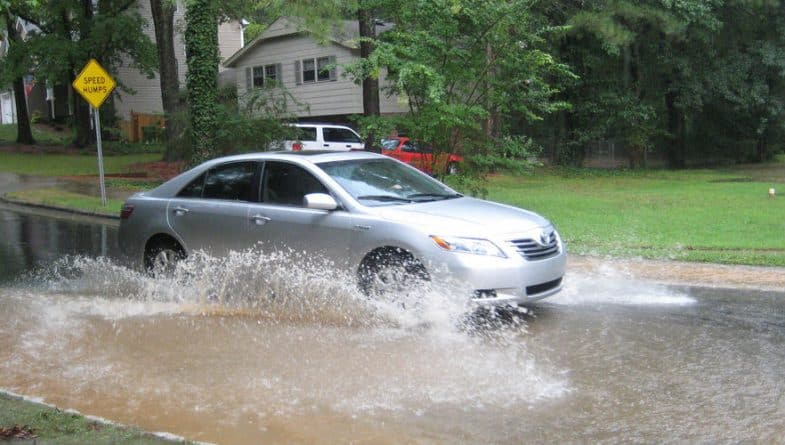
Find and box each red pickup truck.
[380,137,463,175]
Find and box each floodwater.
[1,203,784,444]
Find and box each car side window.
[177,173,206,198]
[297,127,317,141]
[262,162,328,206]
[402,142,416,152]
[323,128,362,143]
[202,162,258,201]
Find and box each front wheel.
[358,250,430,302]
[446,162,459,175]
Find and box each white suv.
[275,123,365,151]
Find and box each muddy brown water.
[1,204,784,444]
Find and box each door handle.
[323,143,330,147]
[251,215,271,225]
[173,206,190,215]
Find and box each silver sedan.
[118,151,566,305]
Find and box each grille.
[508,232,559,260]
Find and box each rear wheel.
[358,249,430,301]
[144,238,185,276]
[446,162,459,175]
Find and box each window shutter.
[328,55,337,81]
[294,60,302,85]
[245,67,252,91]
[276,63,283,87]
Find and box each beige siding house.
[223,17,406,123]
[113,1,243,140]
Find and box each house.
[113,1,244,141]
[223,16,407,124]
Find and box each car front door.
[167,161,259,255]
[246,161,354,267]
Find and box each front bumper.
[424,239,567,306]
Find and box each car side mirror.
[304,193,338,210]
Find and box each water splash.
[552,262,696,306]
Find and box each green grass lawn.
[485,167,785,266]
[0,393,183,444]
[0,152,160,176]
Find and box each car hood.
[374,197,552,236]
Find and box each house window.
[317,57,331,81]
[302,59,316,83]
[296,56,336,85]
[250,64,279,88]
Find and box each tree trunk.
[358,7,381,153]
[11,77,35,145]
[665,88,686,168]
[150,0,184,161]
[5,19,35,145]
[71,0,94,147]
[185,0,220,165]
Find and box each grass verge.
[485,167,785,267]
[4,188,124,216]
[0,152,161,177]
[0,392,185,444]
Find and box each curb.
[0,195,120,221]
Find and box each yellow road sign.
[71,59,116,109]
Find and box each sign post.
[71,59,116,206]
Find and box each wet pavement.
[1,202,784,444]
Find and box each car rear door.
[167,161,259,255]
[322,127,364,151]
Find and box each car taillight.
[120,203,135,219]
[292,142,302,151]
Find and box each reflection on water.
[0,205,784,444]
[0,208,118,284]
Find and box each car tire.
[358,249,430,300]
[144,238,185,276]
[446,162,459,175]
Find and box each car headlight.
[430,235,507,258]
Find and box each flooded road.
[1,203,784,444]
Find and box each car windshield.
[318,158,461,206]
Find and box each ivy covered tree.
[184,0,219,165]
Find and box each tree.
[345,0,571,186]
[8,0,157,147]
[183,0,220,165]
[1,7,35,144]
[149,0,182,161]
[357,4,381,152]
